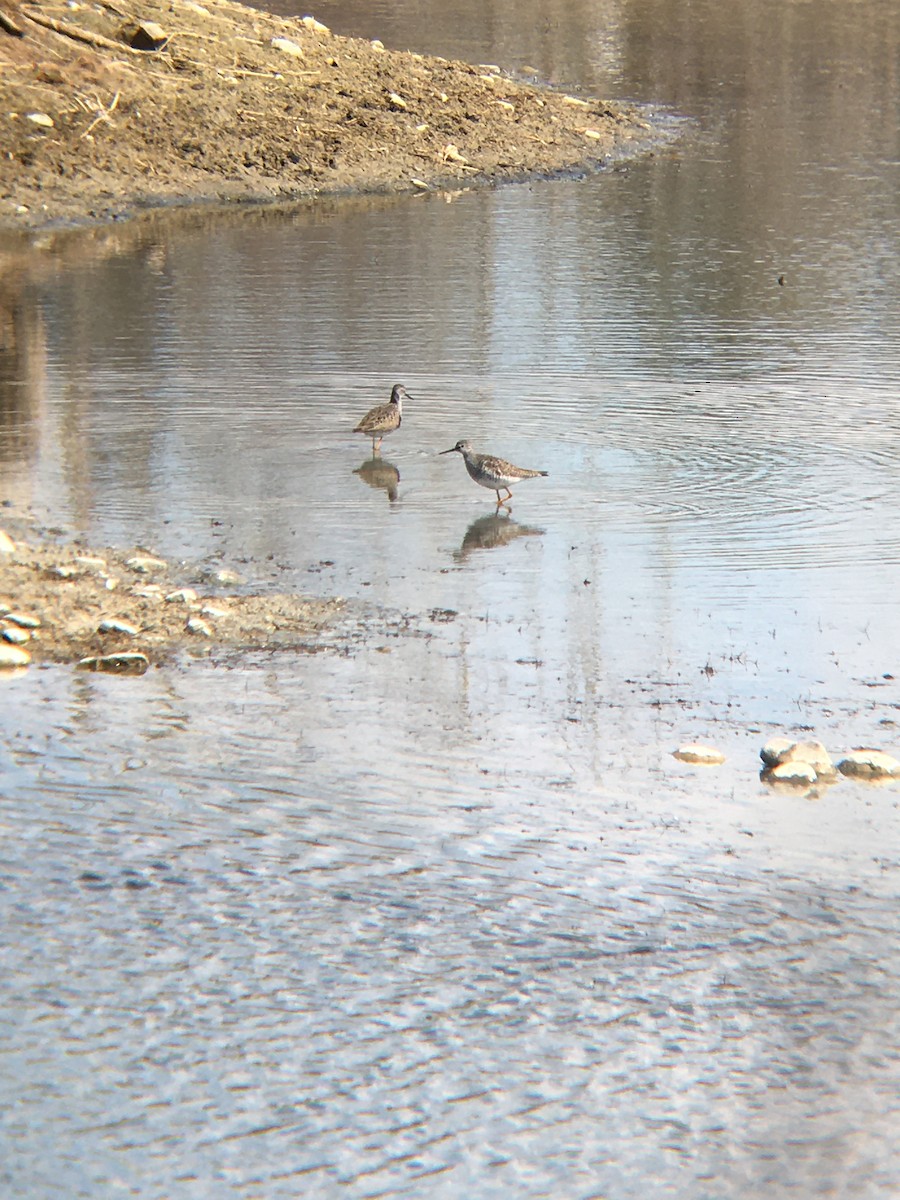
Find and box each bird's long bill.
[439,446,458,455]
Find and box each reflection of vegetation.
[0,276,44,464]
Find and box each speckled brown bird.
[353,384,410,452]
[440,439,548,507]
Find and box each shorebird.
[440,439,548,507]
[353,384,409,452]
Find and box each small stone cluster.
[674,737,900,789]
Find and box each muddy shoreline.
[0,513,347,667]
[0,0,655,235]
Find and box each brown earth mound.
[0,0,650,231]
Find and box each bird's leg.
[495,490,513,510]
[372,436,382,454]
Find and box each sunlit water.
[1,0,899,1195]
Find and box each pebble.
[186,617,213,637]
[271,35,304,56]
[5,611,41,629]
[767,760,818,787]
[0,643,31,668]
[837,749,900,779]
[673,743,726,765]
[214,569,242,586]
[126,555,167,574]
[760,736,796,767]
[77,652,149,674]
[75,555,107,569]
[1,626,31,645]
[760,737,836,781]
[0,530,15,554]
[200,604,228,619]
[165,588,199,603]
[300,14,329,33]
[98,619,139,636]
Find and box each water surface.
[1,0,899,1195]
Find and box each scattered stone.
[26,112,55,128]
[0,643,31,667]
[2,626,31,645]
[5,612,41,629]
[760,737,836,781]
[165,588,199,603]
[271,36,304,56]
[837,749,900,779]
[0,530,15,554]
[46,564,75,579]
[77,652,149,674]
[214,569,242,586]
[760,736,796,767]
[301,15,329,33]
[200,604,228,619]
[767,760,818,787]
[673,743,726,765]
[75,556,107,569]
[186,616,213,637]
[122,20,169,50]
[98,618,140,636]
[126,555,168,574]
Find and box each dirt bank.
[0,0,650,232]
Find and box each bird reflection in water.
[353,456,401,502]
[454,512,543,561]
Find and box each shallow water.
[2,0,900,1195]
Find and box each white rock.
[165,588,199,603]
[75,555,107,569]
[271,36,304,56]
[301,14,329,33]
[200,605,228,619]
[5,611,41,629]
[0,643,30,667]
[215,569,242,586]
[186,617,213,637]
[782,740,836,777]
[0,530,15,554]
[837,749,900,779]
[98,619,139,636]
[2,626,30,645]
[26,112,55,128]
[760,736,796,767]
[126,555,167,574]
[767,761,818,786]
[673,743,726,765]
